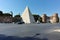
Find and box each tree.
[38,17,42,22]
[10,11,13,17]
[33,14,40,22]
[3,13,12,16]
[13,14,22,22]
[14,15,21,17]
[0,11,3,16]
[0,11,3,14]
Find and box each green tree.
[33,14,40,22]
[10,11,13,17]
[13,14,22,22]
[38,17,42,22]
[0,11,3,16]
[3,13,12,16]
[14,15,21,17]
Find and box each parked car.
[18,22,25,24]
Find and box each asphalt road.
[0,23,60,40]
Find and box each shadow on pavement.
[0,34,48,40]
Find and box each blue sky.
[0,0,60,16]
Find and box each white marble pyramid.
[21,6,35,23]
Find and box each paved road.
[0,23,60,40]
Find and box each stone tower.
[50,13,59,23]
[42,14,47,23]
[53,13,59,23]
[21,6,35,23]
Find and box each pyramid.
[21,6,35,23]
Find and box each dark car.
[17,22,25,24]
